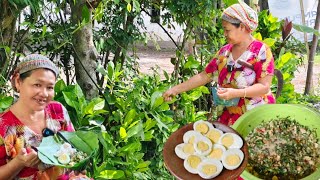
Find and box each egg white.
[175,143,195,159]
[221,148,244,170]
[218,132,243,149]
[194,136,212,156]
[184,154,203,174]
[183,130,203,144]
[193,120,214,134]
[197,159,223,179]
[206,144,226,161]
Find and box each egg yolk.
[206,129,221,143]
[197,141,209,152]
[195,123,209,134]
[226,154,240,166]
[187,155,201,168]
[202,164,217,175]
[221,135,234,148]
[188,136,196,144]
[183,144,195,154]
[208,148,223,159]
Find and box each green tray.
[232,104,320,180]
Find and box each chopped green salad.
[246,117,320,179]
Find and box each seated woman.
[0,54,89,179]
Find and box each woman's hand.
[163,87,179,102]
[15,147,41,168]
[217,88,237,100]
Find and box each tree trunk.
[70,1,99,100]
[304,0,320,95]
[259,0,269,11]
[0,1,19,77]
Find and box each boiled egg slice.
[197,159,223,179]
[194,136,212,156]
[193,120,214,134]
[183,130,202,144]
[207,144,226,161]
[184,154,203,174]
[218,132,243,149]
[205,128,223,144]
[221,148,244,170]
[175,143,195,159]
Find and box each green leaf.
[223,0,238,6]
[107,61,115,80]
[126,121,143,139]
[84,98,105,114]
[151,91,163,109]
[127,3,132,12]
[133,0,140,12]
[263,38,276,47]
[114,0,120,4]
[62,92,78,109]
[293,24,320,36]
[82,6,90,23]
[54,80,66,93]
[60,131,99,155]
[41,25,47,37]
[0,96,13,109]
[120,127,127,139]
[123,109,136,128]
[185,56,200,69]
[37,131,98,170]
[98,170,125,179]
[118,141,141,152]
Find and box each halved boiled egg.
[193,120,214,134]
[184,154,203,174]
[197,159,223,179]
[194,136,212,156]
[183,130,202,144]
[205,128,223,144]
[221,149,244,170]
[175,143,195,159]
[218,132,243,149]
[57,153,71,164]
[207,144,226,161]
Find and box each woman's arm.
[217,75,272,100]
[163,71,212,101]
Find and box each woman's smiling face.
[15,68,56,111]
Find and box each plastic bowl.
[232,104,320,180]
[211,87,240,107]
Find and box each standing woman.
[163,1,275,126]
[0,54,74,179]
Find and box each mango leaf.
[123,109,136,128]
[98,170,125,179]
[84,98,105,114]
[82,6,90,23]
[151,91,163,109]
[127,3,132,12]
[120,127,127,139]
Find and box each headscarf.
[11,54,59,91]
[222,0,258,31]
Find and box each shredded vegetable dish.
[245,117,320,179]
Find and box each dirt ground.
[136,47,320,95]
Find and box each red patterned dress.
[205,40,275,125]
[0,101,74,180]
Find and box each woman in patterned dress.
[163,1,275,126]
[0,54,88,179]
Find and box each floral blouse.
[205,40,275,125]
[0,101,74,180]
